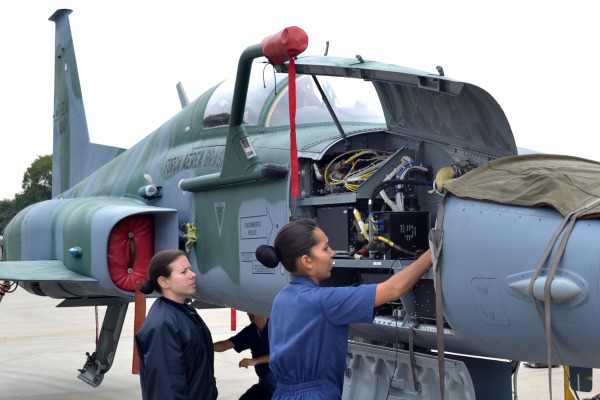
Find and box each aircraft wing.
[0,260,97,282]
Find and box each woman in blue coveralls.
[135,249,218,400]
[256,218,432,399]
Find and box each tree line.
[0,155,52,234]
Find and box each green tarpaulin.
[442,154,600,219]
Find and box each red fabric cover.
[260,26,308,65]
[132,280,146,374]
[231,308,236,331]
[261,27,308,198]
[108,214,154,292]
[288,58,299,198]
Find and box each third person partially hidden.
[214,313,276,400]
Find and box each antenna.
[176,82,189,108]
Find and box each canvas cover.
[441,153,600,219]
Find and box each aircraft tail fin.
[49,9,124,198]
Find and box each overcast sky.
[1,1,599,200]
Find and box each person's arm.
[239,354,270,368]
[375,249,432,307]
[213,339,235,352]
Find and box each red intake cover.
[108,214,154,292]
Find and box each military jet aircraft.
[2,8,600,399]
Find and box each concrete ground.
[0,287,255,400]
[1,286,598,400]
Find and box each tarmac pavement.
[0,287,256,400]
[1,286,599,400]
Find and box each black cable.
[369,179,430,214]
[0,281,17,299]
[385,258,402,399]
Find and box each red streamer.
[289,58,299,198]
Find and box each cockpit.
[202,63,385,129]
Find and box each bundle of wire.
[324,149,393,192]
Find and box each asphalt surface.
[0,287,256,400]
[1,285,598,400]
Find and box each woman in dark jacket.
[135,249,217,400]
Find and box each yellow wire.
[324,149,392,189]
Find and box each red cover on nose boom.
[261,26,308,65]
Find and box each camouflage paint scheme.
[3,8,600,398]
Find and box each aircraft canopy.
[291,56,518,158]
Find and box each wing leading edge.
[0,260,97,282]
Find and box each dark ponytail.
[139,280,155,295]
[255,245,281,269]
[255,218,320,273]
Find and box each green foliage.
[0,199,17,234]
[0,155,52,233]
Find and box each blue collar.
[290,275,317,287]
